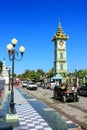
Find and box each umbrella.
[51,75,64,79]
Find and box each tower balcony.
[54,59,67,62]
[58,58,67,62]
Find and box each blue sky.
[0,0,87,74]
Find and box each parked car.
[21,80,28,88]
[77,83,87,96]
[27,82,37,90]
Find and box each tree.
[0,61,3,73]
[37,69,45,77]
[17,69,45,81]
[46,68,54,78]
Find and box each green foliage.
[46,68,54,78]
[0,61,3,73]
[18,69,45,80]
[77,69,87,79]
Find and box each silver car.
[27,82,37,90]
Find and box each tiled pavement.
[13,88,81,130]
[14,89,52,130]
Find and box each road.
[22,86,87,130]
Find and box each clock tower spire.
[52,21,69,77]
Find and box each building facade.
[1,59,9,84]
[52,21,69,76]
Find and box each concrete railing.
[0,80,5,107]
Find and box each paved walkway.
[14,88,52,130]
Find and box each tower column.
[52,21,69,77]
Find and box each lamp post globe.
[19,46,25,54]
[7,44,13,51]
[11,38,18,46]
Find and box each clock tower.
[52,21,69,76]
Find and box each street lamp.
[7,38,25,114]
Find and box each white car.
[27,82,37,90]
[22,81,28,88]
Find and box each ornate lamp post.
[7,38,25,114]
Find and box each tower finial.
[58,19,61,27]
[58,19,62,29]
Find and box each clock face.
[59,40,64,45]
